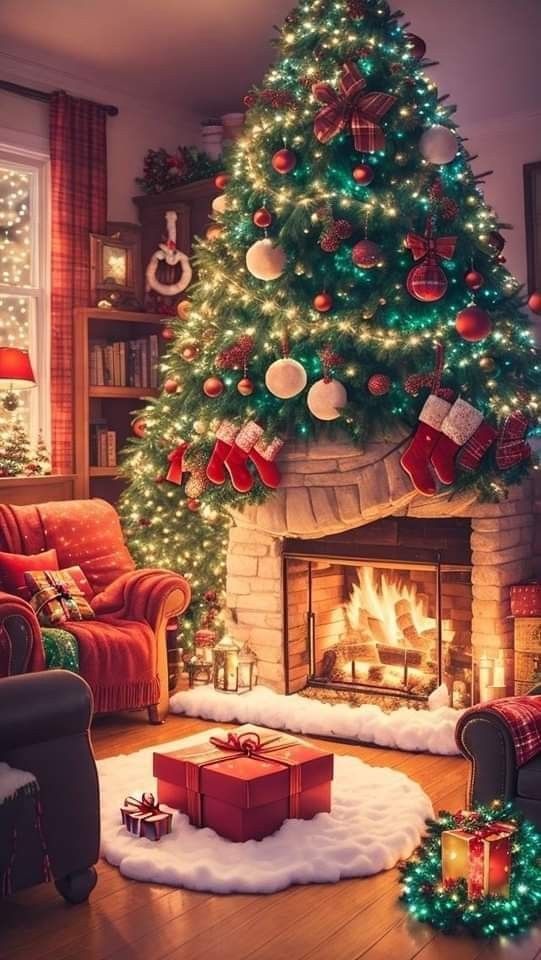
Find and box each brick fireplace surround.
[225,432,541,698]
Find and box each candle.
[493,653,505,689]
[479,655,494,703]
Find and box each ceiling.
[1,0,541,124]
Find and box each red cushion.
[0,548,59,599]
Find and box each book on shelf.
[90,422,117,468]
[89,334,161,389]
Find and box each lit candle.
[479,655,494,702]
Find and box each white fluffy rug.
[169,686,462,756]
[99,726,433,894]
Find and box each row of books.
[89,335,160,388]
[90,423,117,468]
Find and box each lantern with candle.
[237,642,257,693]
[212,635,241,692]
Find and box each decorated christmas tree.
[120,0,539,645]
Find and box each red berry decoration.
[272,149,297,174]
[253,208,273,229]
[352,239,382,269]
[464,270,485,291]
[405,33,426,60]
[367,374,391,396]
[313,292,333,312]
[237,377,254,396]
[215,172,230,190]
[456,305,492,342]
[528,291,541,314]
[164,378,180,394]
[320,230,340,253]
[334,219,353,240]
[161,326,175,341]
[187,498,201,512]
[203,376,224,398]
[353,164,374,185]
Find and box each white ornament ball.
[307,378,347,421]
[246,238,287,281]
[419,125,458,165]
[212,194,227,215]
[265,358,307,399]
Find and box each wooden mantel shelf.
[0,474,76,505]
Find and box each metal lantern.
[237,642,257,694]
[187,656,212,688]
[212,635,240,692]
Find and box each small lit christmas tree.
[0,420,32,477]
[121,0,539,643]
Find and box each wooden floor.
[2,712,541,960]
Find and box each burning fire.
[345,566,434,646]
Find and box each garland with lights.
[120,0,540,647]
[136,146,222,195]
[400,803,541,938]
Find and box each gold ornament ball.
[181,344,199,362]
[480,356,496,372]
[193,420,207,435]
[237,377,254,396]
[206,224,223,242]
[177,299,190,320]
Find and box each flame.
[344,566,433,645]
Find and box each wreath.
[145,210,192,298]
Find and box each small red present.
[510,584,541,617]
[441,818,515,898]
[120,792,173,841]
[153,726,334,843]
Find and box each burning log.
[395,599,432,651]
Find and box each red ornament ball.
[405,33,426,59]
[528,291,541,314]
[203,376,224,398]
[177,299,190,320]
[253,207,273,229]
[352,164,374,185]
[272,149,297,175]
[237,377,254,396]
[215,172,230,190]
[132,416,146,438]
[456,305,492,342]
[352,239,382,269]
[367,374,391,397]
[181,344,198,362]
[163,378,180,395]
[187,499,201,512]
[313,292,333,312]
[161,326,175,341]
[407,262,448,302]
[465,270,485,291]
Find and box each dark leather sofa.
[0,670,100,902]
[456,687,541,829]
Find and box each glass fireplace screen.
[284,556,473,706]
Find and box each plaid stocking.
[430,399,484,485]
[496,412,531,470]
[457,421,498,472]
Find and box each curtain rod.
[0,79,119,116]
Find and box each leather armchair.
[456,686,541,829]
[0,499,191,722]
[0,670,99,903]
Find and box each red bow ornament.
[313,62,397,153]
[166,440,189,485]
[405,221,457,303]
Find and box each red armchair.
[0,499,191,723]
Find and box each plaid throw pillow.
[24,569,94,627]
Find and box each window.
[0,144,50,449]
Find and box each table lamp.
[0,348,36,411]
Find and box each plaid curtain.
[50,92,107,474]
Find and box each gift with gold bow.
[120,792,173,841]
[153,725,334,843]
[441,815,516,899]
[312,61,397,154]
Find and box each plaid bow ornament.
[312,62,397,153]
[405,223,457,264]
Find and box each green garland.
[136,146,223,195]
[400,802,541,937]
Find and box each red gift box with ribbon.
[153,726,334,843]
[510,584,541,617]
[441,818,515,899]
[120,792,173,841]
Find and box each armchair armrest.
[0,591,45,674]
[456,709,518,808]
[0,670,93,753]
[91,569,191,628]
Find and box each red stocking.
[249,437,284,489]
[400,394,451,496]
[224,421,264,493]
[206,422,239,486]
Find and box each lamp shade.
[0,348,36,389]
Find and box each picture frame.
[524,161,541,292]
[90,233,137,307]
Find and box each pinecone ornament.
[441,198,459,221]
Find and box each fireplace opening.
[283,518,473,707]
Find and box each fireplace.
[283,519,473,706]
[225,434,538,705]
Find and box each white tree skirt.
[99,726,433,894]
[169,686,462,756]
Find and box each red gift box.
[153,726,334,843]
[510,584,541,617]
[120,792,173,841]
[441,819,515,898]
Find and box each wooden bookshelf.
[74,307,167,502]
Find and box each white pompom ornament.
[419,125,458,165]
[265,358,307,399]
[246,239,286,281]
[212,194,228,215]
[307,378,347,421]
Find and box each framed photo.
[90,233,136,306]
[524,161,541,291]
